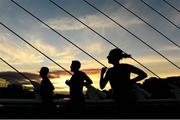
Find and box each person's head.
[40,67,49,78]
[107,48,131,64]
[70,60,81,72]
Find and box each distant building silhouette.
[0,84,35,98]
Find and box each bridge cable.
[113,0,180,49]
[10,0,107,69]
[140,0,180,30]
[82,0,180,70]
[49,0,160,78]
[0,56,38,90]
[162,0,180,13]
[0,22,72,75]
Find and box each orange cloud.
[81,69,101,75]
[50,69,100,77]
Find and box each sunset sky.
[0,0,179,93]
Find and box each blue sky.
[0,0,180,78]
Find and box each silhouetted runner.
[100,48,147,104]
[66,60,93,109]
[39,67,55,108]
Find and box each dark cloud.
[0,71,40,84]
[0,69,100,92]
